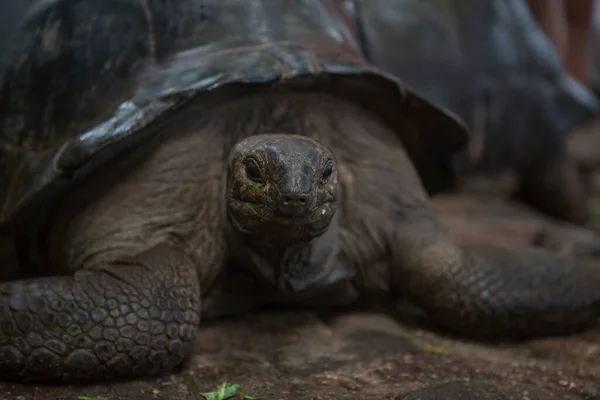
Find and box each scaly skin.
[391,229,600,337]
[0,245,200,382]
[2,92,600,384]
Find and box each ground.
[2,187,600,400]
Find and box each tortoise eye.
[321,161,333,184]
[244,158,264,183]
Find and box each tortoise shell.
[354,0,599,173]
[0,0,468,225]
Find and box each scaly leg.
[389,223,600,338]
[0,244,200,383]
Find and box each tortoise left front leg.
[387,220,600,338]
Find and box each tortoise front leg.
[0,244,200,383]
[388,222,600,338]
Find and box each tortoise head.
[226,134,338,245]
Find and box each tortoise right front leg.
[0,244,200,383]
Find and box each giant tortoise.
[1,0,600,384]
[352,0,600,225]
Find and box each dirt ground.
[2,187,600,400]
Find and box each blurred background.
[332,0,600,233]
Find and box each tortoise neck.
[227,214,348,292]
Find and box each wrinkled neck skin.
[226,212,353,294]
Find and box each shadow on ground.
[2,193,600,400]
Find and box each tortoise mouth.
[227,199,337,237]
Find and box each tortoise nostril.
[281,194,308,206]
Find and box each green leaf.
[243,396,264,400]
[201,382,241,400]
[218,382,241,399]
[423,344,445,355]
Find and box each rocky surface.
[2,190,600,400]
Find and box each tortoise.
[2,0,600,384]
[351,0,600,225]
